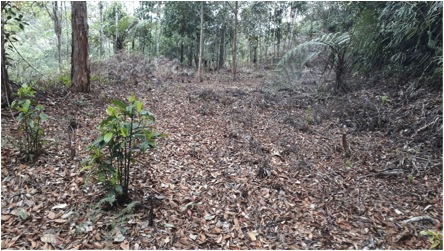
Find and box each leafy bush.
[11,84,48,161]
[82,96,164,204]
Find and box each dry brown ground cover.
[1,57,442,249]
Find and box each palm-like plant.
[276,32,351,93]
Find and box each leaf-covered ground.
[1,60,442,249]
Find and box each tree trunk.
[197,1,204,82]
[71,1,90,93]
[46,2,62,72]
[99,1,104,57]
[114,4,123,53]
[1,19,12,106]
[188,40,193,67]
[180,40,184,63]
[218,22,225,70]
[232,1,238,80]
[253,37,258,65]
[52,2,62,72]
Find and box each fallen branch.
[412,116,441,138]
[401,215,435,224]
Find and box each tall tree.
[98,1,104,57]
[197,1,204,82]
[45,1,62,71]
[232,1,238,80]
[1,4,12,106]
[71,1,90,93]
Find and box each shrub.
[82,96,164,204]
[11,84,48,162]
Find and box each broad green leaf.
[111,100,127,110]
[127,95,136,103]
[134,101,142,112]
[126,104,134,115]
[104,132,113,143]
[22,99,31,112]
[120,127,128,137]
[39,113,48,121]
[19,209,28,220]
[106,106,116,116]
[114,184,123,194]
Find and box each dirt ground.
[1,56,442,249]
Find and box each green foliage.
[103,2,137,52]
[348,7,382,74]
[2,2,29,66]
[82,96,165,204]
[11,84,48,161]
[277,32,351,93]
[380,95,390,105]
[420,230,443,250]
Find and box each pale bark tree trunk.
[197,1,204,82]
[71,1,90,93]
[232,1,238,80]
[99,1,104,57]
[63,1,69,59]
[46,1,62,72]
[218,22,225,70]
[53,2,62,72]
[115,5,119,52]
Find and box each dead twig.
[400,215,435,225]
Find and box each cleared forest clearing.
[1,56,442,249]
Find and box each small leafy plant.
[420,230,443,250]
[82,96,164,204]
[11,84,48,161]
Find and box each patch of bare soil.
[1,58,442,249]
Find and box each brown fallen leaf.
[47,211,56,220]
[41,234,58,244]
[120,240,129,250]
[234,218,240,230]
[248,231,256,241]
[93,242,103,249]
[212,227,222,234]
[1,215,12,221]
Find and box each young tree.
[232,1,238,80]
[71,1,90,93]
[197,1,204,82]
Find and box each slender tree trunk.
[197,1,204,82]
[180,40,184,63]
[1,19,12,106]
[71,1,90,93]
[232,1,238,80]
[46,2,62,72]
[53,2,62,71]
[114,4,120,53]
[218,22,225,70]
[188,41,193,67]
[63,2,69,60]
[253,37,258,65]
[156,6,161,56]
[99,1,104,57]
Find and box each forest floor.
[1,55,443,249]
